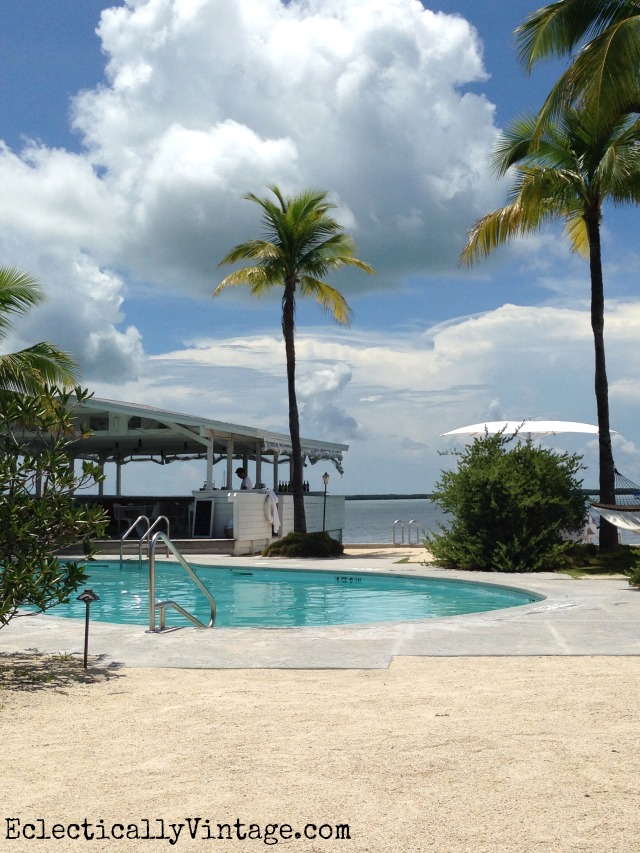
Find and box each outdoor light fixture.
[76,588,100,669]
[322,472,330,532]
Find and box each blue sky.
[1,0,639,495]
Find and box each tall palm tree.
[215,186,375,533]
[515,0,640,130]
[0,267,78,395]
[460,107,640,550]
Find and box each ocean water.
[343,498,448,544]
[342,497,635,547]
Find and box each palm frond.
[515,0,634,70]
[492,113,582,175]
[323,255,376,276]
[0,343,78,395]
[460,165,575,265]
[517,5,640,134]
[219,240,280,266]
[0,267,44,338]
[563,210,590,256]
[588,113,640,195]
[565,19,640,116]
[460,206,532,267]
[298,278,353,326]
[214,265,276,297]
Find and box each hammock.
[591,469,640,534]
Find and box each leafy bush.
[0,387,108,626]
[628,557,640,587]
[426,432,587,572]
[263,531,344,558]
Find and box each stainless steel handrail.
[119,515,171,566]
[140,516,170,556]
[119,515,150,566]
[393,519,421,546]
[148,530,216,631]
[393,519,404,545]
[156,600,207,630]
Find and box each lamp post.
[322,472,329,532]
[76,588,100,669]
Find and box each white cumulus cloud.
[0,0,506,393]
[67,0,500,293]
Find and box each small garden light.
[322,472,330,532]
[76,588,100,669]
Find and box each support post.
[225,440,234,490]
[206,440,213,488]
[256,446,262,488]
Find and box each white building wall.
[224,491,345,555]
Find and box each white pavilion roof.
[69,397,348,471]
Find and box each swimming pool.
[40,560,542,628]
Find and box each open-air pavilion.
[67,397,348,554]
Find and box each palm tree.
[460,107,640,550]
[0,267,78,395]
[215,186,375,533]
[515,0,640,130]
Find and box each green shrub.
[263,531,344,558]
[0,387,108,626]
[629,557,640,587]
[426,432,587,572]
[561,543,637,577]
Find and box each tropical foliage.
[0,267,78,395]
[0,387,108,627]
[263,531,344,558]
[460,106,640,550]
[628,556,640,587]
[426,432,587,572]
[515,0,640,130]
[215,185,374,532]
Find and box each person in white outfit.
[235,467,253,490]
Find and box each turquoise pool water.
[40,560,542,628]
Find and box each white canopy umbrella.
[441,420,604,441]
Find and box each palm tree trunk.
[282,280,307,533]
[586,208,617,551]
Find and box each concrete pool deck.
[2,547,639,668]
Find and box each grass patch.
[557,543,638,578]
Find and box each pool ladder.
[147,531,216,632]
[393,519,421,545]
[119,514,171,567]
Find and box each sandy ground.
[343,545,431,561]
[1,652,640,852]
